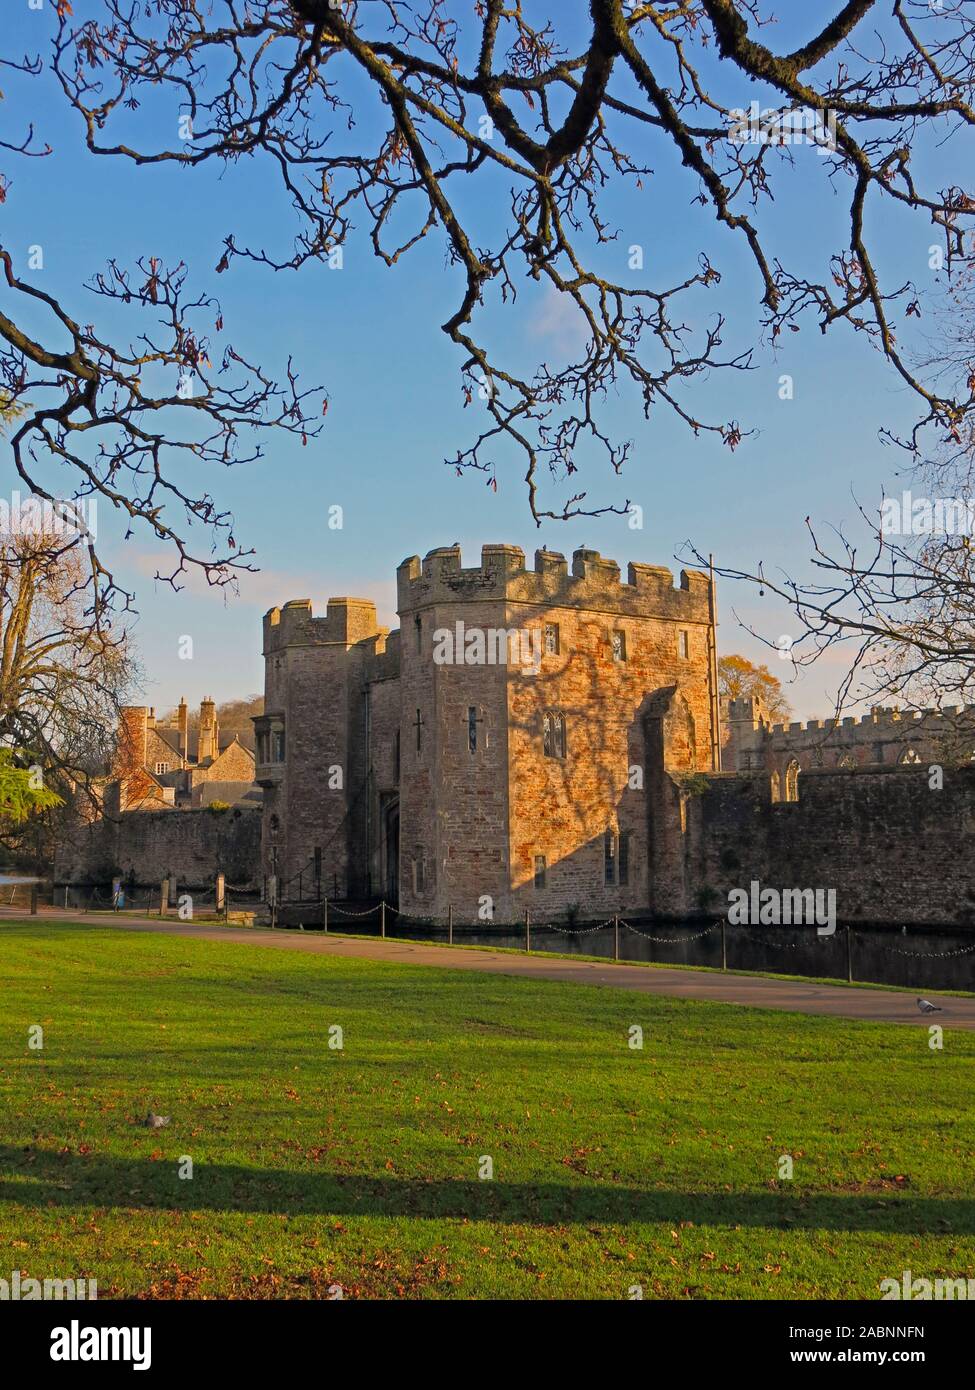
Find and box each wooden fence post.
[160,878,170,918]
[525,909,531,954]
[448,903,453,947]
[215,873,225,916]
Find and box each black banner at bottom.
[2,1298,968,1375]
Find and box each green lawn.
[1,920,973,1299]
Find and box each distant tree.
[719,654,791,724]
[0,531,135,843]
[212,696,264,751]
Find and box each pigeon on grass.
[917,998,943,1015]
[143,1111,171,1129]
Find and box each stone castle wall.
[55,806,262,891]
[724,696,975,780]
[255,543,972,929]
[672,763,975,926]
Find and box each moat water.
[301,913,975,993]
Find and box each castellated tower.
[258,544,717,923]
[395,543,717,923]
[255,597,388,899]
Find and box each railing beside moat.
[270,898,975,994]
[20,877,975,994]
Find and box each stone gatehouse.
[256,543,721,922]
[257,542,975,928]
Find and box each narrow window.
[533,855,546,890]
[413,857,425,895]
[154,762,170,775]
[394,729,400,778]
[543,710,566,759]
[468,705,478,753]
[785,759,800,802]
[544,623,560,656]
[612,630,626,662]
[415,614,422,653]
[414,708,423,755]
[678,629,689,660]
[273,729,285,762]
[618,832,629,887]
[604,830,617,884]
[553,712,566,759]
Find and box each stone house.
[114,700,258,812]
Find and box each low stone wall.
[683,764,975,926]
[54,806,262,891]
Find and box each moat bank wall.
[54,807,261,891]
[681,764,975,926]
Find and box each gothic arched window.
[543,710,566,759]
[785,759,800,802]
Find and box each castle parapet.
[396,543,713,621]
[263,596,379,652]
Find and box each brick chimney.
[177,698,188,761]
[119,706,149,771]
[198,698,217,763]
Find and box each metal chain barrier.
[386,905,432,922]
[621,920,720,944]
[874,937,975,959]
[544,918,615,936]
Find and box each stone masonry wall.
[679,764,975,926]
[55,806,262,891]
[724,696,975,780]
[394,543,717,922]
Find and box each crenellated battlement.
[263,596,380,653]
[765,704,972,740]
[396,543,713,622]
[724,695,973,743]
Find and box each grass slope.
[1,920,973,1299]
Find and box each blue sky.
[2,2,958,718]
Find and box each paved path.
[5,906,974,1030]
